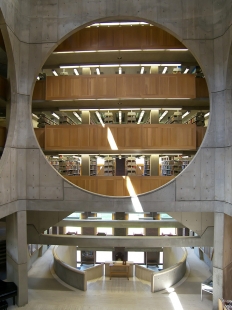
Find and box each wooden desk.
[109,263,130,280]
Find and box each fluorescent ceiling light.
[182,111,190,119]
[52,112,60,119]
[119,67,122,74]
[100,109,119,111]
[204,112,210,118]
[159,110,168,121]
[119,111,122,124]
[74,68,79,75]
[32,113,39,119]
[81,65,98,68]
[59,109,78,111]
[37,76,40,80]
[100,64,119,67]
[60,65,78,69]
[120,64,140,67]
[160,64,181,66]
[53,156,59,159]
[162,67,168,74]
[140,67,144,74]
[52,70,58,76]
[96,68,100,75]
[137,110,145,124]
[121,108,140,111]
[73,112,82,122]
[184,68,189,74]
[95,111,104,126]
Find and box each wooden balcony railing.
[64,175,174,196]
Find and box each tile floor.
[8,247,213,310]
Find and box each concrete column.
[145,213,159,265]
[113,212,126,236]
[213,213,232,309]
[81,155,90,176]
[113,213,127,261]
[150,155,160,176]
[150,110,159,124]
[81,212,96,235]
[82,111,90,124]
[6,211,28,306]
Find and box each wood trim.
[64,175,174,196]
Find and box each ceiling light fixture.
[73,112,82,122]
[52,70,58,76]
[118,67,122,74]
[37,76,40,80]
[95,111,104,126]
[96,68,100,75]
[204,112,210,118]
[119,111,122,124]
[162,67,168,74]
[159,110,168,121]
[140,67,144,74]
[74,68,79,75]
[137,110,145,124]
[182,111,190,119]
[184,68,189,74]
[52,112,60,119]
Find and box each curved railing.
[53,246,103,291]
[135,247,187,292]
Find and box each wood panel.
[64,175,174,196]
[32,80,46,100]
[46,74,196,100]
[44,124,197,151]
[55,25,186,52]
[196,78,209,98]
[34,128,45,149]
[196,126,207,147]
[0,76,7,100]
[0,126,6,147]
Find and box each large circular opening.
[31,20,209,196]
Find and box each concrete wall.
[55,245,77,268]
[151,247,187,293]
[53,246,104,291]
[135,264,153,283]
[0,0,231,307]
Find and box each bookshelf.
[59,156,81,176]
[126,156,136,176]
[90,156,97,176]
[144,156,150,176]
[104,156,115,176]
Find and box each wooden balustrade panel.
[46,74,196,100]
[32,80,46,100]
[196,126,207,147]
[142,124,196,150]
[0,76,7,100]
[44,124,197,151]
[64,176,174,196]
[34,128,45,148]
[0,126,6,147]
[55,25,186,52]
[196,78,209,98]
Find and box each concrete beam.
[28,226,214,247]
[57,219,186,229]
